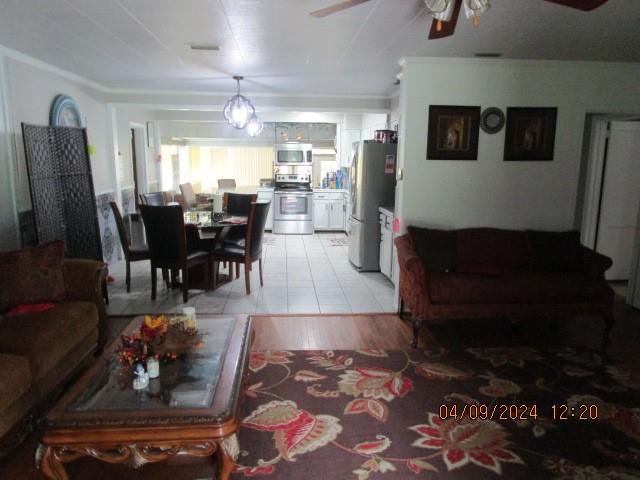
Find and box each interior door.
[595,121,640,280]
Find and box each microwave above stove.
[275,143,313,166]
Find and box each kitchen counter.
[379,206,394,217]
[208,185,274,195]
[313,188,348,193]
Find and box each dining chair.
[139,204,210,302]
[141,192,166,206]
[212,201,270,295]
[217,179,236,189]
[110,201,150,292]
[179,182,198,208]
[223,193,257,277]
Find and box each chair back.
[180,183,197,208]
[138,194,146,205]
[225,192,257,216]
[139,205,187,267]
[218,179,236,189]
[142,192,165,206]
[246,202,271,258]
[110,202,131,259]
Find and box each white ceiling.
[0,0,639,97]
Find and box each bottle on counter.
[322,173,329,189]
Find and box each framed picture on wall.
[504,107,557,161]
[427,105,481,160]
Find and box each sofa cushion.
[407,227,457,272]
[0,241,67,313]
[527,230,583,271]
[427,271,611,305]
[0,353,32,412]
[456,228,530,273]
[0,302,97,380]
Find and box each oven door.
[275,192,312,220]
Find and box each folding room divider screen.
[21,123,103,261]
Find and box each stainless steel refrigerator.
[348,141,397,271]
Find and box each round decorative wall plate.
[480,107,505,134]
[50,94,83,127]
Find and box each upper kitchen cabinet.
[275,123,336,143]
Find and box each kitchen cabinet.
[257,188,274,230]
[379,208,395,282]
[314,191,346,231]
[329,200,345,230]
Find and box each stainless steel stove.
[273,172,313,235]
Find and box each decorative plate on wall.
[50,94,83,127]
[480,107,505,134]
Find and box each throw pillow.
[527,230,583,271]
[0,241,67,312]
[407,227,457,272]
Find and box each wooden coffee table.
[37,315,252,480]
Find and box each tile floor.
[106,233,397,316]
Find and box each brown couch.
[0,247,106,454]
[395,227,615,348]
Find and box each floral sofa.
[0,241,106,454]
[395,227,615,348]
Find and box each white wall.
[361,113,388,140]
[0,58,18,250]
[396,58,640,233]
[2,55,113,212]
[113,106,160,194]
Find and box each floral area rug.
[232,348,640,479]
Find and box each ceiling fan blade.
[541,0,609,11]
[428,0,463,40]
[310,0,370,18]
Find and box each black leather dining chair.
[212,201,270,295]
[141,192,166,206]
[223,193,257,277]
[139,204,209,302]
[110,202,151,292]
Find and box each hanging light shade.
[424,0,490,28]
[246,113,264,137]
[223,76,255,129]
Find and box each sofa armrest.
[395,235,430,318]
[580,246,613,280]
[63,259,106,304]
[63,259,107,346]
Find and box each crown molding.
[0,45,110,93]
[399,56,640,70]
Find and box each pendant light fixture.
[246,113,264,137]
[223,76,255,129]
[424,0,490,30]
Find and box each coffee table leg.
[39,446,69,480]
[217,434,239,480]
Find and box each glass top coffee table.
[38,315,252,480]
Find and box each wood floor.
[2,295,639,479]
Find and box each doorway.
[580,118,640,282]
[129,124,147,208]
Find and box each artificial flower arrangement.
[140,314,169,343]
[116,315,199,366]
